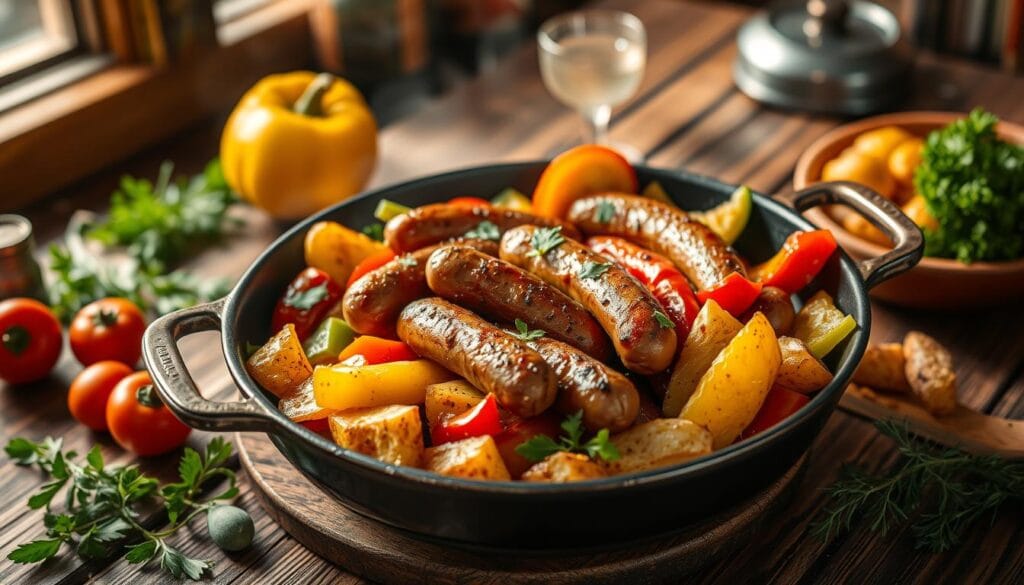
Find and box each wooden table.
[3,1,1023,583]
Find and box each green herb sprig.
[511,319,544,342]
[595,200,616,223]
[578,261,611,280]
[464,220,500,241]
[814,420,1024,552]
[526,226,566,258]
[5,437,246,581]
[516,411,620,463]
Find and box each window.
[213,0,276,24]
[0,0,80,83]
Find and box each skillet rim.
[221,161,870,495]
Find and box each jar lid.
[733,0,911,115]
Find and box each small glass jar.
[0,214,46,302]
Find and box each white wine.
[539,34,645,112]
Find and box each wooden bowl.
[794,111,1024,310]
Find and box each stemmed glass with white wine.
[538,10,647,160]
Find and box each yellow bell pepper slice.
[792,291,858,359]
[491,188,533,212]
[690,185,752,245]
[304,220,388,286]
[313,359,454,411]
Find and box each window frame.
[0,0,84,86]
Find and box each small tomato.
[106,371,191,456]
[69,298,147,367]
[0,298,62,384]
[68,361,134,431]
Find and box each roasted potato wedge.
[424,435,511,481]
[662,300,743,417]
[903,331,957,415]
[775,336,833,394]
[313,359,454,411]
[605,418,713,475]
[246,323,313,399]
[304,220,388,285]
[522,452,607,482]
[329,405,424,467]
[680,313,781,449]
[278,377,336,422]
[424,380,484,426]
[792,290,857,359]
[853,342,910,392]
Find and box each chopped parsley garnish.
[511,319,544,342]
[654,310,674,329]
[595,201,616,223]
[464,220,500,241]
[515,411,620,462]
[396,255,418,268]
[578,261,612,280]
[362,222,384,241]
[526,226,566,258]
[283,282,328,310]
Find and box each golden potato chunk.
[604,419,713,475]
[329,405,424,467]
[853,342,911,393]
[279,377,336,422]
[424,435,511,481]
[662,300,743,417]
[903,331,957,415]
[246,323,313,399]
[775,336,833,394]
[424,380,484,427]
[522,452,607,482]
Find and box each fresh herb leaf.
[124,541,157,563]
[8,539,63,564]
[160,544,213,580]
[396,255,418,268]
[464,220,501,241]
[595,201,616,223]
[511,319,544,342]
[283,282,328,310]
[5,437,41,464]
[653,310,674,329]
[526,226,566,258]
[915,108,1024,263]
[813,420,1024,552]
[515,411,620,463]
[579,261,611,280]
[362,222,384,241]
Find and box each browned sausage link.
[425,245,612,362]
[384,203,581,253]
[741,286,795,336]
[342,239,498,337]
[567,194,745,291]
[499,225,677,374]
[397,297,557,417]
[529,337,639,433]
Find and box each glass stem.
[584,105,612,145]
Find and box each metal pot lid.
[733,0,912,115]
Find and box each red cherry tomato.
[106,371,191,456]
[271,268,343,340]
[68,361,133,431]
[0,298,62,384]
[69,298,147,367]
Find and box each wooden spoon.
[840,385,1024,458]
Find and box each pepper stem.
[293,73,335,117]
[136,384,165,409]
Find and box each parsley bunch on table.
[915,108,1024,263]
[5,436,242,581]
[814,420,1024,552]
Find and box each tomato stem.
[1,325,30,356]
[136,384,165,409]
[92,308,119,329]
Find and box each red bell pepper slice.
[347,249,398,288]
[271,267,343,340]
[337,335,418,365]
[697,272,762,317]
[493,411,563,478]
[431,393,503,445]
[448,196,492,208]
[587,236,700,338]
[300,418,331,435]
[750,230,837,294]
[740,387,810,440]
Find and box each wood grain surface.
[2,0,1023,583]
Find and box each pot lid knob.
[733,0,912,115]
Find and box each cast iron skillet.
[143,163,922,548]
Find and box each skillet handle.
[777,180,923,290]
[142,298,279,432]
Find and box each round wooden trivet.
[237,432,807,585]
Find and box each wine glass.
[538,10,647,159]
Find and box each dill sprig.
[813,420,1024,552]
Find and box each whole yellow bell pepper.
[220,71,377,219]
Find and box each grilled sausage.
[741,286,795,335]
[425,245,612,361]
[397,297,556,417]
[500,225,676,374]
[529,337,639,432]
[567,194,745,291]
[384,203,580,253]
[342,239,498,337]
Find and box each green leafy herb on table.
[814,420,1024,552]
[4,436,250,581]
[516,411,620,463]
[915,108,1024,263]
